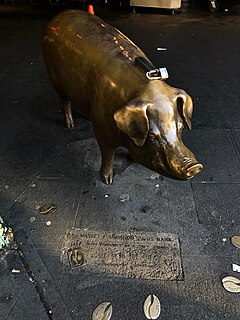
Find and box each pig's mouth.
[152,159,203,180]
[181,158,203,179]
[152,160,176,179]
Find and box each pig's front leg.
[99,145,115,185]
[94,131,115,184]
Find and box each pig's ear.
[114,102,149,147]
[176,92,193,130]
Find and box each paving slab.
[60,275,179,320]
[178,255,240,320]
[166,180,240,259]
[5,178,85,248]
[74,178,170,232]
[0,251,48,320]
[40,140,91,180]
[183,129,240,182]
[192,182,240,226]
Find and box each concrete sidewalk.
[0,3,240,320]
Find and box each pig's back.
[42,10,148,117]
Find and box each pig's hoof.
[65,115,74,129]
[100,169,113,185]
[68,122,74,129]
[66,119,74,129]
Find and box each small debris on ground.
[119,194,130,203]
[150,173,160,179]
[142,205,152,213]
[157,47,167,51]
[129,227,138,232]
[12,268,21,273]
[30,217,36,222]
[104,194,110,198]
[232,264,240,273]
[46,221,52,226]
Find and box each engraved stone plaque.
[61,229,183,280]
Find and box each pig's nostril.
[186,163,203,178]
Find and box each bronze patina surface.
[42,10,203,184]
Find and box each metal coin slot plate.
[92,302,113,320]
[143,294,161,319]
[61,229,182,280]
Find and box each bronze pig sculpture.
[42,10,203,184]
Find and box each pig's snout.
[185,163,203,178]
[180,158,203,179]
[152,157,203,180]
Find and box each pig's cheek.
[148,141,162,161]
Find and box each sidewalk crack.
[17,247,53,320]
[227,129,240,160]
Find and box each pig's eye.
[148,132,160,144]
[148,133,155,142]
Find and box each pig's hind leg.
[51,77,74,129]
[62,99,74,129]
